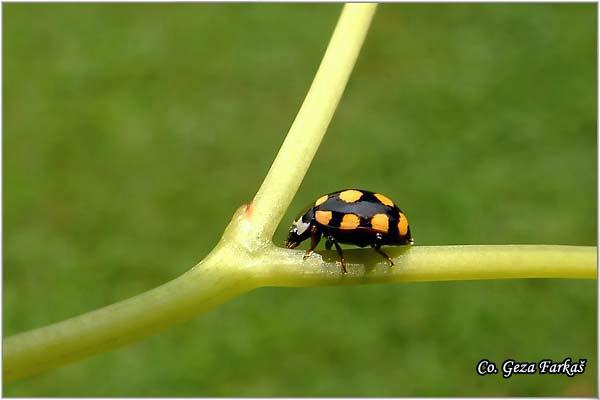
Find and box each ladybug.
[285,189,413,273]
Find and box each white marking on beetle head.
[294,218,310,235]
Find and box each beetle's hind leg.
[327,235,347,274]
[373,244,394,266]
[373,233,394,266]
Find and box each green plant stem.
[6,238,595,381]
[3,263,252,382]
[4,2,596,384]
[4,4,378,382]
[254,244,597,287]
[249,3,377,240]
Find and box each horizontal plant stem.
[249,3,377,240]
[253,245,597,287]
[3,252,255,382]
[4,242,595,381]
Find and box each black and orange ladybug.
[285,189,413,273]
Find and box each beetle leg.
[303,226,321,260]
[325,238,333,250]
[373,244,394,266]
[327,236,347,274]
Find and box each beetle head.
[285,210,314,249]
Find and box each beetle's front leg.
[303,226,322,260]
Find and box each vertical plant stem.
[3,4,380,382]
[248,3,377,240]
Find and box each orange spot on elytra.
[371,213,389,233]
[315,195,329,206]
[315,210,333,225]
[397,213,409,236]
[374,193,394,207]
[340,213,360,230]
[339,190,363,203]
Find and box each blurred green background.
[4,3,596,396]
